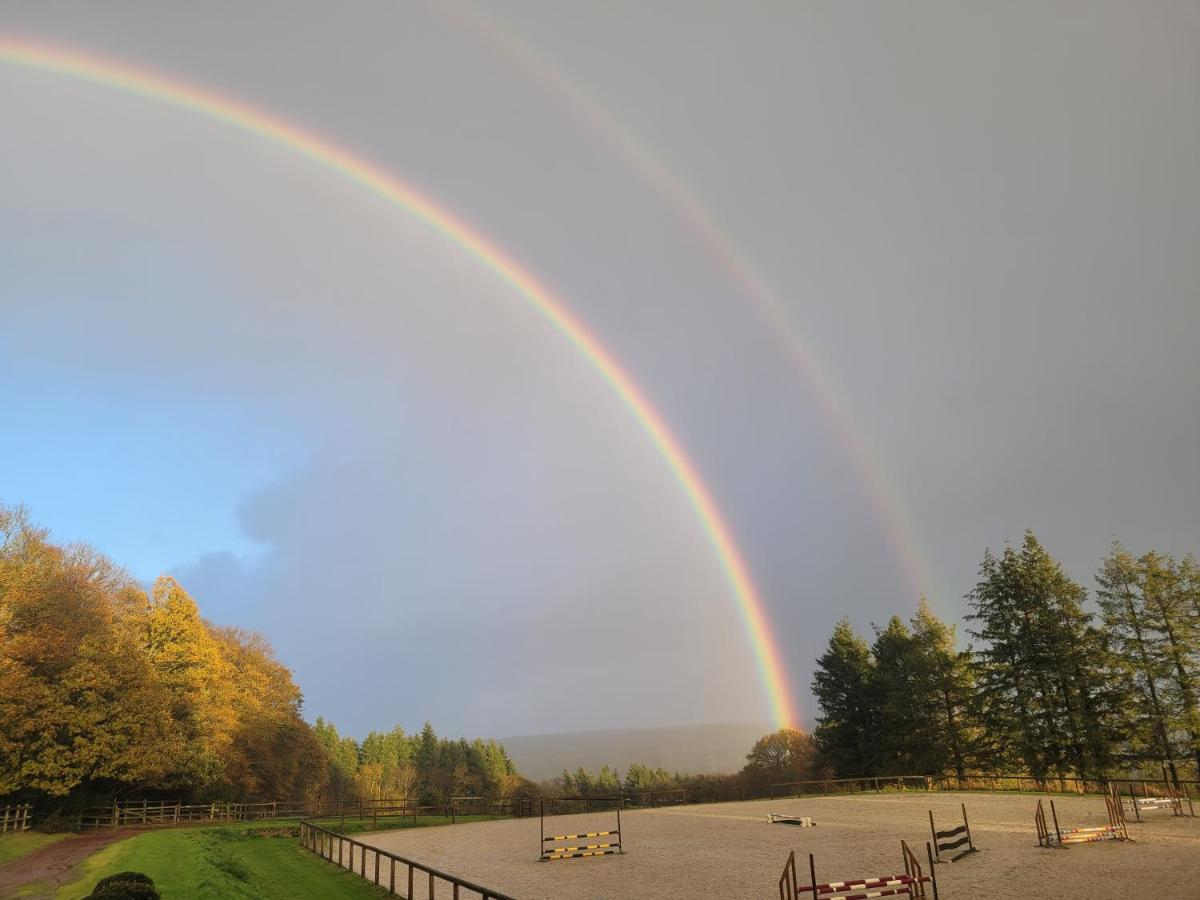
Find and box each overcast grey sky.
[2,1,1198,738]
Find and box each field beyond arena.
[354,792,1200,899]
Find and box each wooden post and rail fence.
[764,773,1200,802]
[73,796,522,830]
[1,804,33,835]
[16,769,1195,833]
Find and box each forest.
[6,501,1196,820]
[811,531,1200,784]
[0,505,524,815]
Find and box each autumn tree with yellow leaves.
[0,505,326,807]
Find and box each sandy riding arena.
[354,792,1200,899]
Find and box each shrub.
[87,871,159,900]
[89,884,160,900]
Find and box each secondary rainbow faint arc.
[0,36,798,729]
[442,1,939,602]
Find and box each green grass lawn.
[56,815,504,899]
[0,831,66,865]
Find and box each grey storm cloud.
[2,1,1198,736]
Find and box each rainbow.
[443,2,938,601]
[0,35,799,728]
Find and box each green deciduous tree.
[742,729,815,784]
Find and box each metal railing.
[299,819,515,899]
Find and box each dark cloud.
[3,1,1198,736]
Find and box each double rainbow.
[0,36,799,728]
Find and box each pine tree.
[812,619,875,776]
[595,765,621,795]
[1096,543,1177,778]
[909,598,975,780]
[1140,552,1200,777]
[967,532,1112,779]
[869,616,923,774]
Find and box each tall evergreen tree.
[907,599,976,779]
[1140,552,1200,776]
[869,616,922,774]
[811,619,875,776]
[1096,543,1177,778]
[967,532,1112,779]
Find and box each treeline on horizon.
[539,728,816,800]
[810,531,1200,784]
[313,719,529,803]
[9,500,1197,816]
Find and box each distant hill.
[499,722,776,781]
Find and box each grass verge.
[56,815,505,899]
[0,831,66,865]
[57,826,384,899]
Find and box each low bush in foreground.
[86,871,159,899]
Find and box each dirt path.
[0,830,135,898]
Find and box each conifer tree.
[909,598,975,780]
[967,532,1112,779]
[869,616,923,774]
[1140,552,1200,776]
[811,619,875,776]
[1096,543,1178,778]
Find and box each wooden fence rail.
[765,773,1200,802]
[1,804,32,835]
[299,819,515,899]
[60,772,1200,832]
[77,797,522,831]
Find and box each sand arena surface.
[353,792,1200,899]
